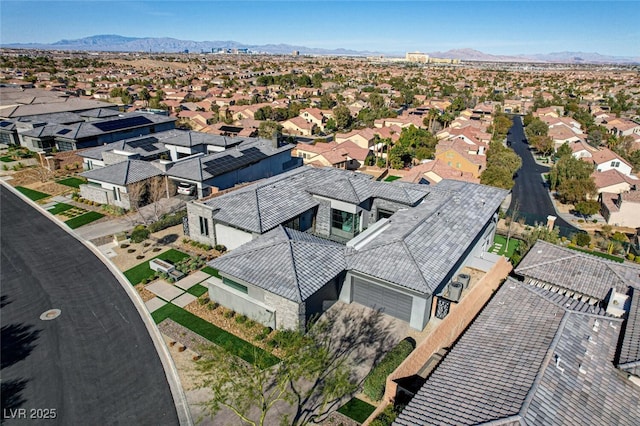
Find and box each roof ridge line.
[518,310,570,419]
[287,240,303,302]
[254,187,262,233]
[400,240,430,291]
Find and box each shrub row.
[148,210,187,233]
[362,338,415,401]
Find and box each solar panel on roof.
[92,116,152,133]
[0,122,11,128]
[57,128,72,135]
[127,137,160,152]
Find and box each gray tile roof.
[395,279,640,426]
[79,135,168,160]
[155,129,246,148]
[515,240,640,300]
[208,226,345,302]
[200,166,431,234]
[618,289,640,376]
[347,181,508,294]
[80,159,163,186]
[395,279,565,426]
[165,138,293,182]
[20,112,175,140]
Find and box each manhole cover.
[40,309,61,321]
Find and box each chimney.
[546,215,556,231]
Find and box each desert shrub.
[245,319,256,328]
[214,244,227,252]
[130,225,150,243]
[370,404,400,426]
[363,338,415,401]
[120,243,129,249]
[628,253,635,262]
[575,233,591,247]
[140,278,148,285]
[235,314,248,324]
[198,296,210,305]
[136,255,144,259]
[148,210,187,233]
[127,248,136,253]
[223,309,235,319]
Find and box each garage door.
[352,278,412,323]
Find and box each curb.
[1,182,193,426]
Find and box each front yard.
[15,186,50,201]
[123,248,191,285]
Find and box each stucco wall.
[208,278,276,329]
[214,223,253,250]
[79,183,131,209]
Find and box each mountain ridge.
[3,35,638,64]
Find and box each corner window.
[222,277,248,294]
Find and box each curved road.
[507,116,579,237]
[1,186,181,425]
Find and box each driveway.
[1,186,182,425]
[507,116,579,237]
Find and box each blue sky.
[1,1,638,56]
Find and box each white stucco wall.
[214,223,253,250]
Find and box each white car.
[177,182,195,195]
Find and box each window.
[331,209,360,238]
[222,277,248,294]
[377,209,394,221]
[284,216,301,230]
[113,187,121,201]
[199,216,209,236]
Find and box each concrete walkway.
[75,197,186,241]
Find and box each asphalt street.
[0,186,180,425]
[506,116,579,237]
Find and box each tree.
[480,141,522,190]
[332,105,353,130]
[586,129,603,148]
[530,135,554,156]
[574,232,591,247]
[557,178,596,204]
[556,142,573,159]
[525,118,549,140]
[196,309,393,426]
[575,200,600,217]
[368,92,384,111]
[258,121,283,139]
[139,88,150,106]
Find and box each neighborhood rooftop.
[80,159,163,186]
[394,278,640,426]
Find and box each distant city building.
[292,50,300,56]
[405,52,429,63]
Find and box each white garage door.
[352,278,412,323]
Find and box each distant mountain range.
[3,35,639,64]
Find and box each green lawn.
[56,177,86,188]
[337,397,376,423]
[202,266,221,278]
[567,245,624,263]
[152,303,279,368]
[490,235,520,258]
[124,249,190,285]
[15,186,50,201]
[384,175,401,182]
[48,202,75,215]
[0,156,14,163]
[64,211,104,229]
[187,283,208,297]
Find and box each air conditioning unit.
[457,273,471,289]
[448,281,463,302]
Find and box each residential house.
[162,138,300,198]
[591,169,638,195]
[335,128,377,149]
[395,240,640,425]
[605,117,640,138]
[281,116,316,136]
[582,147,633,177]
[600,190,640,228]
[435,138,487,178]
[299,108,326,131]
[294,141,371,170]
[399,158,480,185]
[79,159,165,210]
[189,168,507,330]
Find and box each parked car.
[177,182,195,195]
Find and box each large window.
[331,209,360,239]
[222,277,248,294]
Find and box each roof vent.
[579,364,587,375]
[592,320,600,332]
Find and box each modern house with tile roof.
[79,159,165,210]
[395,240,640,425]
[600,190,640,228]
[193,167,508,330]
